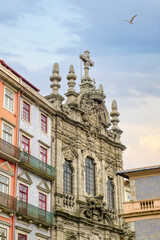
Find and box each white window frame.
[0,171,11,196]
[0,173,10,195]
[0,224,9,240]
[3,86,14,113]
[2,121,14,144]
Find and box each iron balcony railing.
[19,151,55,181]
[17,200,54,227]
[0,138,20,163]
[0,191,17,213]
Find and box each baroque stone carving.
[123,223,135,240]
[81,195,115,224]
[67,236,77,240]
[79,92,110,135]
[106,164,115,179]
[62,146,78,161]
[62,103,71,114]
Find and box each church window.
[85,158,95,195]
[107,178,114,208]
[63,160,73,194]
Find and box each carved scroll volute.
[63,148,75,161]
[106,164,115,180]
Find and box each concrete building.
[117,165,160,240]
[45,51,132,240]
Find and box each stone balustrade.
[63,194,75,209]
[123,198,160,214]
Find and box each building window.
[21,135,30,153]
[23,101,30,122]
[41,114,47,133]
[2,123,13,144]
[63,160,73,194]
[107,178,114,209]
[4,88,14,112]
[40,146,47,164]
[85,158,95,195]
[18,233,27,240]
[0,227,7,239]
[39,193,46,211]
[19,184,28,202]
[0,174,9,194]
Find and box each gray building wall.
[135,218,160,240]
[135,175,160,200]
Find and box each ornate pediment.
[0,161,14,176]
[18,171,33,185]
[37,180,51,194]
[62,145,78,161]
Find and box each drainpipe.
[13,89,20,240]
[50,116,53,240]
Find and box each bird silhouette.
[124,14,137,24]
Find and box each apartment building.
[0,60,55,240]
[0,60,20,240]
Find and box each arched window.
[85,158,95,195]
[107,178,114,209]
[63,160,73,194]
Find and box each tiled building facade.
[117,166,160,240]
[0,51,133,239]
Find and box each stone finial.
[67,65,77,92]
[99,84,104,94]
[110,100,120,129]
[50,63,61,94]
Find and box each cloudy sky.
[1,0,160,169]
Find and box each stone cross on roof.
[79,50,94,80]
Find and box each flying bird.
[124,14,137,24]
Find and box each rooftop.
[0,59,39,92]
[116,164,160,179]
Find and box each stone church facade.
[45,51,133,240]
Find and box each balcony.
[122,199,160,222]
[0,138,20,163]
[17,200,54,227]
[19,151,55,181]
[0,191,17,215]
